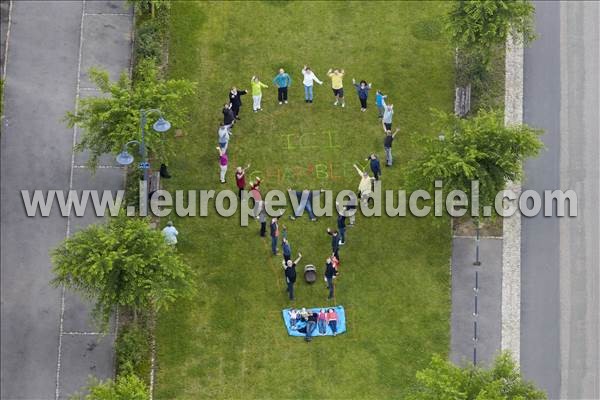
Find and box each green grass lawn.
[156,1,454,398]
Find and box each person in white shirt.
[301,65,323,103]
[162,221,179,245]
[217,123,231,152]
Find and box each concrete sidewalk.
[1,1,133,399]
[451,236,503,367]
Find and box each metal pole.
[473,346,477,366]
[473,294,478,317]
[473,219,481,266]
[473,321,478,342]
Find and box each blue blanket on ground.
[282,306,346,337]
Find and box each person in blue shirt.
[352,78,372,112]
[272,68,292,105]
[281,237,292,262]
[367,153,381,180]
[375,90,387,119]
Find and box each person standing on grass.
[283,252,302,301]
[352,78,372,112]
[327,68,345,107]
[282,237,292,263]
[324,257,338,300]
[217,147,228,184]
[301,65,323,103]
[367,153,381,180]
[270,216,281,255]
[223,103,235,129]
[229,87,247,120]
[251,76,268,112]
[337,208,346,245]
[257,200,267,237]
[382,100,394,132]
[326,228,341,260]
[345,193,357,227]
[272,68,292,105]
[235,164,250,199]
[384,128,400,166]
[162,221,178,246]
[218,123,231,151]
[327,308,338,336]
[375,90,387,119]
[353,164,375,205]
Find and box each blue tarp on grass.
[282,306,347,337]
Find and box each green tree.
[51,214,195,326]
[404,110,543,216]
[71,374,148,400]
[65,59,196,169]
[447,0,536,51]
[409,352,546,399]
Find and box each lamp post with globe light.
[116,109,171,213]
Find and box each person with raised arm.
[283,252,302,300]
[250,76,268,112]
[228,86,247,120]
[301,65,323,103]
[353,163,375,205]
[327,68,345,107]
[352,78,372,112]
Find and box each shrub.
[116,324,150,377]
[135,19,162,65]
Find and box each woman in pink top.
[327,308,338,336]
[216,147,228,184]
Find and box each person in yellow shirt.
[327,68,345,107]
[353,163,375,205]
[250,76,268,112]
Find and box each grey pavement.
[451,237,503,367]
[1,0,10,81]
[522,1,599,399]
[0,2,132,399]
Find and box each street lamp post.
[116,108,171,214]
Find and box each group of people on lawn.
[213,66,401,325]
[289,307,339,342]
[216,66,401,186]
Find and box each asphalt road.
[521,1,599,399]
[1,2,132,398]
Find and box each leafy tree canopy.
[65,59,196,169]
[71,374,148,400]
[404,109,543,215]
[408,352,546,400]
[52,213,195,326]
[447,0,536,51]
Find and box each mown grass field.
[156,1,454,398]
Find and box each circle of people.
[213,66,403,338]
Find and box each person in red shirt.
[327,308,338,336]
[235,164,250,199]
